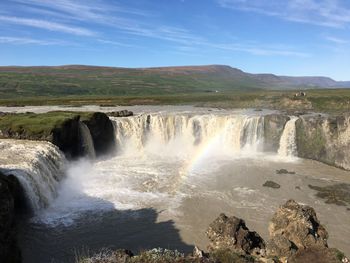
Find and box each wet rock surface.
[263,181,281,189]
[108,110,134,117]
[275,169,295,175]
[83,112,116,156]
[308,183,350,206]
[0,172,21,263]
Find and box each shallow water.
[18,152,350,263]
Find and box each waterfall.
[278,116,298,157]
[0,140,66,211]
[79,122,96,159]
[112,114,265,156]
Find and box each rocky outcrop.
[108,110,133,117]
[0,112,117,160]
[206,213,266,257]
[0,172,22,263]
[264,114,290,152]
[266,200,328,259]
[83,112,116,156]
[295,113,350,170]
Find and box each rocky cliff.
[295,113,350,170]
[0,111,118,159]
[0,172,23,263]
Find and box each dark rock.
[83,112,116,156]
[206,213,266,257]
[263,181,281,189]
[308,184,350,206]
[108,110,133,117]
[52,116,83,159]
[295,186,301,190]
[276,169,295,175]
[268,200,328,253]
[0,172,21,263]
[264,114,290,152]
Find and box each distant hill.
[0,65,348,98]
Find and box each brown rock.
[268,200,328,256]
[206,213,265,257]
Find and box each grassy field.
[0,89,349,114]
[0,111,93,138]
[0,65,266,98]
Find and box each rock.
[295,114,350,170]
[52,116,83,159]
[0,172,21,263]
[308,184,350,206]
[288,247,345,263]
[276,169,295,175]
[264,114,290,152]
[263,181,281,189]
[193,246,208,258]
[206,213,266,257]
[83,112,116,156]
[268,200,328,254]
[108,110,133,117]
[266,235,297,258]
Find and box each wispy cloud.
[325,36,349,44]
[0,15,95,36]
[0,36,69,45]
[207,42,310,57]
[217,0,350,28]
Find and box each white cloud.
[217,0,350,28]
[0,15,95,36]
[0,36,68,45]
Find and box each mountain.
[0,65,348,98]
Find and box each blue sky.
[0,0,349,80]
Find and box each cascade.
[113,114,265,156]
[0,140,66,211]
[278,116,298,157]
[79,122,96,159]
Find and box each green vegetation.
[0,111,93,138]
[0,65,266,99]
[1,89,349,114]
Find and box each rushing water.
[0,140,66,210]
[0,107,349,263]
[278,116,298,157]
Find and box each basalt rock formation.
[0,172,22,263]
[83,112,116,156]
[264,114,290,152]
[295,113,350,170]
[0,111,118,159]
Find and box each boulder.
[267,199,328,258]
[206,213,265,257]
[263,181,281,189]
